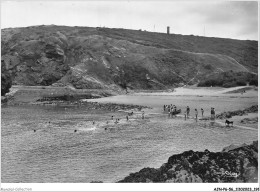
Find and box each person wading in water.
[201,108,204,117]
[195,109,198,122]
[211,108,216,121]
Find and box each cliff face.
[1,25,258,92]
[118,141,258,183]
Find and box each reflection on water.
[1,95,258,183]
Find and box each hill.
[1,25,258,94]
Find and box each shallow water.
[1,94,258,183]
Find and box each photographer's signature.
[216,170,240,178]
[224,171,240,178]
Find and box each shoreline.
[2,85,257,105]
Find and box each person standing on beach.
[187,106,190,118]
[201,108,204,117]
[195,109,198,122]
[211,108,215,120]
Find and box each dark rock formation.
[241,117,258,124]
[216,105,258,119]
[33,99,149,112]
[1,96,8,104]
[118,141,258,183]
[1,59,12,96]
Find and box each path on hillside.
[184,70,200,86]
[223,55,249,72]
[169,48,252,73]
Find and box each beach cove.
[1,87,258,182]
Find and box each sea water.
[1,95,258,182]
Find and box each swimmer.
[105,127,107,130]
[93,121,95,125]
[33,129,36,132]
[74,130,77,133]
[111,116,114,120]
[126,115,129,121]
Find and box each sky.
[1,0,258,40]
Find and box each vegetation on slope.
[198,71,258,87]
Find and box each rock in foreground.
[118,141,258,183]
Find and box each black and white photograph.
[1,0,259,191]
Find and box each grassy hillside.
[1,25,258,91]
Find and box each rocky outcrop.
[1,29,70,87]
[33,98,149,112]
[1,59,12,96]
[241,117,258,124]
[216,105,258,119]
[118,141,258,183]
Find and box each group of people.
[163,104,179,118]
[185,106,215,120]
[163,105,216,121]
[104,111,145,129]
[110,115,122,124]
